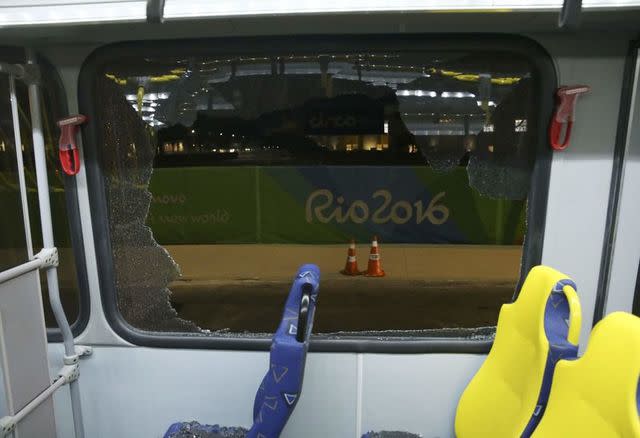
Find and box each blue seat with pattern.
[164,264,320,438]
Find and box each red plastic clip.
[57,115,87,176]
[550,85,590,151]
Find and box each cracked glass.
[92,46,538,337]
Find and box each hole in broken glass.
[98,78,199,333]
[96,50,535,337]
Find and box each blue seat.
[164,422,247,437]
[248,264,320,438]
[164,264,320,438]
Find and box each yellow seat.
[531,312,640,438]
[455,265,582,438]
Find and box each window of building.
[83,37,553,343]
[0,49,84,330]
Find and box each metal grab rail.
[0,259,43,285]
[0,248,59,285]
[8,73,33,258]
[0,364,80,437]
[26,48,86,438]
[0,51,87,438]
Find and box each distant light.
[441,91,476,98]
[130,104,156,112]
[477,100,497,107]
[130,92,170,101]
[396,89,437,97]
[191,129,196,134]
[229,148,236,153]
[384,121,389,134]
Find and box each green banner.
[147,166,526,245]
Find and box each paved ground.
[166,244,520,333]
[166,244,523,283]
[169,277,516,333]
[36,244,521,333]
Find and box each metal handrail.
[0,365,78,437]
[25,48,86,438]
[9,73,34,258]
[0,51,86,438]
[0,259,42,285]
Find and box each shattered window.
[0,51,81,327]
[92,45,540,338]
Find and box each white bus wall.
[536,32,633,351]
[48,344,486,438]
[38,30,636,438]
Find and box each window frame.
[593,39,640,326]
[0,46,91,340]
[633,260,640,318]
[78,34,556,353]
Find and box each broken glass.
[94,46,537,335]
[97,78,198,332]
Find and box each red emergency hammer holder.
[549,85,590,151]
[57,114,87,176]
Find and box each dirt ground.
[33,244,522,333]
[165,244,523,283]
[170,277,516,333]
[166,244,521,333]
[47,276,515,334]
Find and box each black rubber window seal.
[593,39,640,326]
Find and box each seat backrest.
[531,312,640,438]
[247,264,320,438]
[455,265,582,438]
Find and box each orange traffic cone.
[365,236,385,277]
[341,239,363,276]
